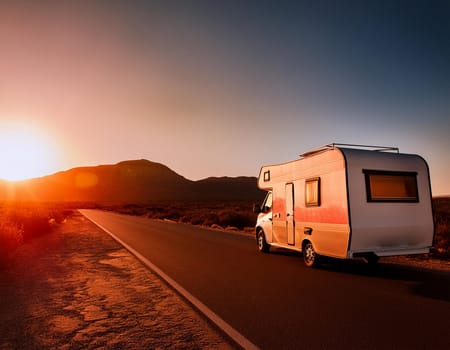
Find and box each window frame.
[363,169,419,203]
[305,177,321,207]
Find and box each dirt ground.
[0,212,233,349]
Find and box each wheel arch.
[255,226,264,238]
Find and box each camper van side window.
[305,178,320,207]
[363,170,419,202]
[262,191,273,213]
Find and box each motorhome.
[254,143,434,267]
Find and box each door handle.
[304,227,313,235]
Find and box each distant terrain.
[0,160,265,202]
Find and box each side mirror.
[253,203,261,214]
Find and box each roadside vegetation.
[432,197,450,259]
[0,203,73,268]
[100,201,258,231]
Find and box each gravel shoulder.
[381,255,450,273]
[0,212,233,349]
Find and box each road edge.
[79,209,259,350]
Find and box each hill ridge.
[0,159,264,202]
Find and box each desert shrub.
[6,209,52,242]
[434,223,449,258]
[0,221,23,267]
[50,209,73,223]
[200,212,220,226]
[189,214,204,225]
[162,208,183,221]
[217,209,255,229]
[0,204,73,268]
[432,198,450,259]
[179,214,192,223]
[0,203,73,267]
[107,201,259,230]
[146,206,165,216]
[115,204,148,216]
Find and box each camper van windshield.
[363,170,418,202]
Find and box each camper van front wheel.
[303,242,319,267]
[257,230,270,253]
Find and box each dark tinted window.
[363,170,418,202]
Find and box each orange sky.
[0,1,449,195]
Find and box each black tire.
[303,241,319,267]
[257,230,270,253]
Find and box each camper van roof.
[300,143,399,158]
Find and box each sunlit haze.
[0,0,449,194]
[0,120,61,181]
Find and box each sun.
[0,122,58,181]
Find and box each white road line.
[80,210,259,350]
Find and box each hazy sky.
[0,0,449,195]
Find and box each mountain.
[0,160,265,202]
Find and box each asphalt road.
[80,209,450,349]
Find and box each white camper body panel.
[256,145,434,262]
[342,148,434,257]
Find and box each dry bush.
[199,212,220,227]
[112,203,148,216]
[154,207,183,221]
[8,211,51,242]
[432,197,450,259]
[180,202,258,229]
[0,221,23,267]
[108,201,259,230]
[0,203,74,268]
[216,209,255,229]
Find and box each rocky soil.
[0,212,233,349]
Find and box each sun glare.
[0,122,58,181]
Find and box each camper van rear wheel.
[257,230,270,253]
[303,242,319,267]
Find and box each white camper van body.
[255,144,434,266]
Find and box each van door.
[286,183,295,245]
[257,191,273,243]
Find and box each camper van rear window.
[305,177,320,207]
[363,170,419,202]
